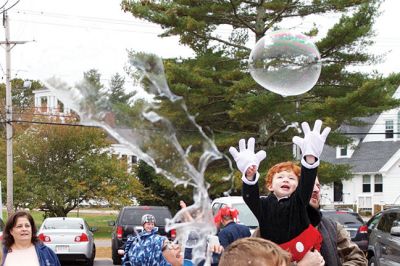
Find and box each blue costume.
[122,227,170,266]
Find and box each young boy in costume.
[122,214,170,266]
[229,120,330,262]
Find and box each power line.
[11,18,159,34]
[341,132,400,135]
[13,9,160,28]
[9,8,236,35]
[11,111,77,119]
[0,0,21,15]
[9,119,97,128]
[0,1,10,10]
[6,113,400,136]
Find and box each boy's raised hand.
[292,120,330,168]
[229,137,266,182]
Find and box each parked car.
[211,196,259,234]
[38,217,96,266]
[366,207,400,266]
[109,205,174,265]
[320,209,368,251]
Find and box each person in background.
[177,200,223,265]
[1,211,61,266]
[229,120,330,262]
[219,237,292,266]
[308,177,367,265]
[179,200,194,222]
[121,214,170,266]
[214,206,251,248]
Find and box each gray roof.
[321,141,400,173]
[337,115,379,139]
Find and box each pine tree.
[122,0,400,190]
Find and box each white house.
[32,88,138,172]
[320,87,400,214]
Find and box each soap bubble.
[249,30,321,96]
[44,52,231,265]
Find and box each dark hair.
[2,211,39,250]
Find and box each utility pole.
[1,11,28,217]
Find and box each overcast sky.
[1,0,195,86]
[1,0,399,87]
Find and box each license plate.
[55,245,69,253]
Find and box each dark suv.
[321,209,368,251]
[109,206,174,265]
[366,207,400,266]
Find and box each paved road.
[61,258,114,266]
[60,239,113,265]
[94,258,114,266]
[95,238,111,248]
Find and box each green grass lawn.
[2,209,118,239]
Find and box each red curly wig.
[265,161,301,190]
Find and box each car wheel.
[112,246,121,265]
[87,258,94,266]
[368,255,377,266]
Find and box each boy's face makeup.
[268,170,298,198]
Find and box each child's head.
[219,237,291,266]
[141,214,156,232]
[265,161,300,198]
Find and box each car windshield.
[323,211,364,225]
[43,219,84,230]
[233,203,259,228]
[121,209,171,225]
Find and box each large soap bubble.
[249,30,321,96]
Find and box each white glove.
[229,137,266,184]
[292,120,331,169]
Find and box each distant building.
[34,88,70,114]
[320,86,400,214]
[32,87,138,172]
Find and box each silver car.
[38,217,96,265]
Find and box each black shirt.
[242,165,317,244]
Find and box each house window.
[363,175,371,192]
[385,120,394,139]
[398,111,400,133]
[340,145,348,156]
[374,174,383,192]
[131,156,138,164]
